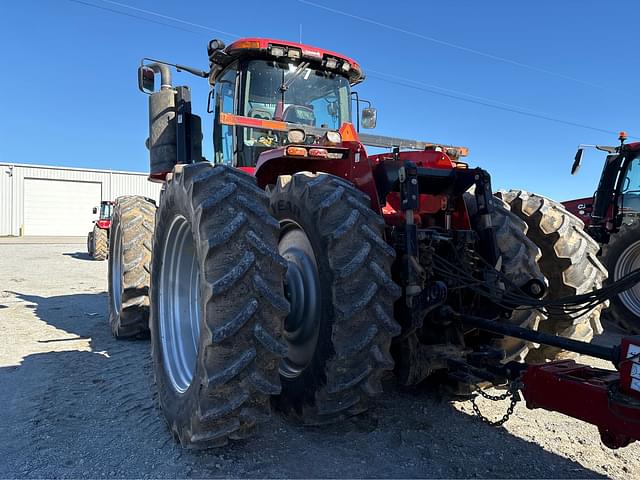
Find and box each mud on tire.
[150,163,288,448]
[269,172,401,424]
[108,195,156,338]
[497,190,608,361]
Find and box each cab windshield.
[238,59,351,165]
[100,203,112,220]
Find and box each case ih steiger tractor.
[87,200,113,260]
[563,132,640,333]
[106,37,640,449]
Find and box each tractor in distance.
[87,200,112,260]
[564,131,640,333]
[106,37,640,449]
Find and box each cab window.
[622,155,640,213]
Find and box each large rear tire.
[108,195,156,338]
[497,190,608,361]
[601,218,640,333]
[150,163,288,448]
[92,226,108,261]
[269,172,400,424]
[466,194,547,362]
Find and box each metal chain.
[471,382,521,427]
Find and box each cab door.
[619,154,640,217]
[213,63,239,165]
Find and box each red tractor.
[564,132,640,333]
[87,200,112,260]
[105,38,640,449]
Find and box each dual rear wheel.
[107,169,608,448]
[129,164,397,447]
[497,190,608,360]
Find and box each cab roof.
[210,37,364,85]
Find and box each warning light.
[286,146,308,157]
[308,148,328,158]
[232,40,261,50]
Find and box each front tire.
[601,218,640,333]
[87,231,94,256]
[150,163,288,448]
[108,195,156,338]
[269,172,400,423]
[92,226,108,261]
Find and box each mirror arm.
[350,91,361,132]
[175,64,209,78]
[142,57,210,85]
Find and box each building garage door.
[23,178,102,236]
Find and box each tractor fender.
[254,144,382,212]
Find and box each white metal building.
[0,163,162,236]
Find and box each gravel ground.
[0,239,638,479]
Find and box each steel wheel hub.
[279,222,321,379]
[615,239,640,317]
[159,215,201,394]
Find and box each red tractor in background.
[563,132,640,333]
[87,200,112,260]
[104,37,640,449]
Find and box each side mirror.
[571,148,583,175]
[138,66,156,94]
[361,107,377,129]
[92,207,98,214]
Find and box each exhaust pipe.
[145,63,177,179]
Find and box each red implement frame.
[521,355,640,449]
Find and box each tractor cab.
[98,201,113,221]
[206,38,373,168]
[92,200,113,229]
[571,132,640,241]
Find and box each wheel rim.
[279,221,322,379]
[615,239,640,317]
[111,224,123,313]
[159,215,201,394]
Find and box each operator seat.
[282,105,316,126]
[247,107,273,143]
[247,107,272,121]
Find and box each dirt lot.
[0,238,638,479]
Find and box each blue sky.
[0,0,636,200]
